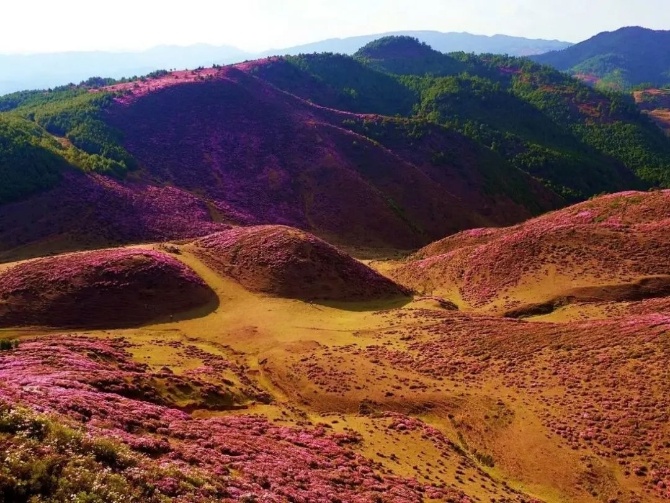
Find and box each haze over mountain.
[533,26,670,89]
[0,31,571,96]
[260,30,571,59]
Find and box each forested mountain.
[254,37,670,197]
[533,26,670,90]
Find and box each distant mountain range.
[532,26,670,90]
[259,31,571,58]
[0,31,572,95]
[0,44,251,96]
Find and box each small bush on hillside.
[0,339,19,351]
[474,450,495,468]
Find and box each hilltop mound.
[390,190,670,313]
[194,225,409,301]
[0,248,216,328]
[354,36,465,75]
[356,36,440,60]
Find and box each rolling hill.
[193,225,409,301]
[254,38,670,197]
[0,248,217,328]
[388,190,670,317]
[0,63,563,258]
[1,190,669,501]
[533,26,670,90]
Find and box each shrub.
[0,339,18,351]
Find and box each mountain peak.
[353,36,465,76]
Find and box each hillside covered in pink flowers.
[0,248,216,328]
[390,190,670,315]
[0,61,560,258]
[0,188,668,501]
[193,226,409,301]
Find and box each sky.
[2,0,669,54]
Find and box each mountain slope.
[254,44,669,198]
[635,88,670,135]
[0,65,560,258]
[2,38,670,257]
[533,26,670,89]
[0,115,67,203]
[103,67,558,247]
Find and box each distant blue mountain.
[0,44,252,95]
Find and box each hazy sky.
[3,0,669,54]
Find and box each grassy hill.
[389,190,670,316]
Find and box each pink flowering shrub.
[0,170,234,258]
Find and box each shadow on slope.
[504,275,670,318]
